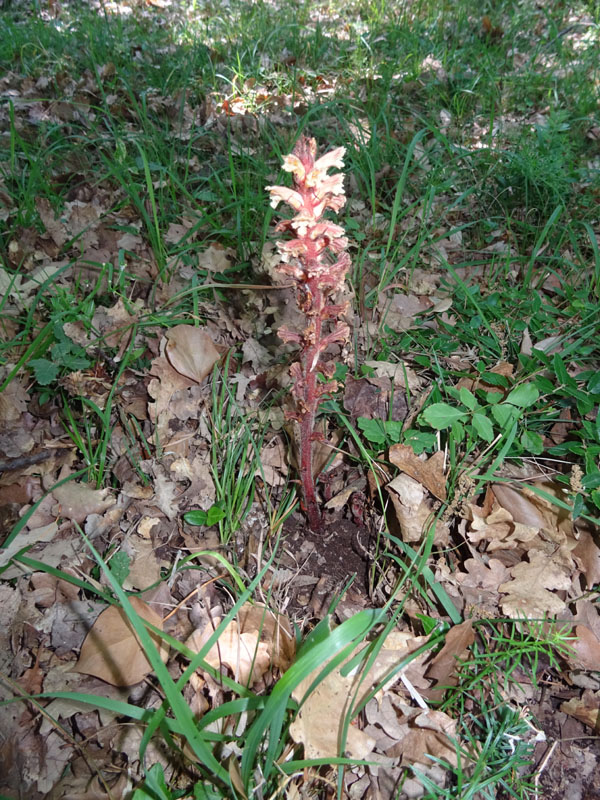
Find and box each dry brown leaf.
[52,478,115,524]
[569,625,600,671]
[386,709,458,768]
[387,473,449,545]
[290,631,431,761]
[491,484,547,529]
[572,530,600,589]
[389,444,446,501]
[122,534,165,591]
[74,597,168,686]
[498,551,572,618]
[454,558,509,612]
[363,360,421,393]
[186,603,295,686]
[0,521,58,568]
[465,505,539,551]
[561,691,600,730]
[257,436,288,487]
[165,325,220,383]
[425,620,474,702]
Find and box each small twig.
[533,739,557,793]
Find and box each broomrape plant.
[267,136,351,531]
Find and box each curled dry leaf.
[491,484,547,529]
[425,621,474,703]
[561,690,600,730]
[387,473,450,545]
[165,325,220,383]
[389,444,446,501]
[74,596,168,687]
[186,603,295,687]
[466,505,539,552]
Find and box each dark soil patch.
[277,514,373,619]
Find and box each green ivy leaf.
[505,383,539,408]
[422,403,468,430]
[29,358,60,386]
[472,412,494,443]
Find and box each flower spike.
[267,135,352,532]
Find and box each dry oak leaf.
[454,557,509,612]
[466,505,539,551]
[186,603,295,687]
[389,443,446,501]
[498,550,572,618]
[165,325,220,383]
[52,479,115,524]
[74,596,168,686]
[386,708,459,768]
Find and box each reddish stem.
[299,278,324,532]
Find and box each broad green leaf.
[472,413,494,443]
[403,430,437,455]
[491,403,519,428]
[29,358,59,386]
[422,403,468,430]
[520,430,544,455]
[459,387,477,411]
[505,383,539,408]
[183,509,208,526]
[357,417,386,445]
[583,471,600,490]
[480,371,510,388]
[205,505,226,526]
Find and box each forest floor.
[0,0,600,798]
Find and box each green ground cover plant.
[0,0,599,797]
